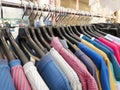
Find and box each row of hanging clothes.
[92,23,120,37]
[1,22,120,90]
[0,2,119,90]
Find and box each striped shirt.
[9,59,32,90]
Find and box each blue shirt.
[77,42,110,90]
[0,60,15,90]
[94,39,114,54]
[35,52,71,90]
[82,35,120,80]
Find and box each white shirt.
[23,62,49,90]
[50,48,82,90]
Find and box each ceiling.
[79,0,89,4]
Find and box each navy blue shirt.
[77,42,110,90]
[35,52,71,90]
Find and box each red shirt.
[98,37,120,66]
[50,37,98,90]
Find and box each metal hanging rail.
[1,1,114,19]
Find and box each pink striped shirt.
[9,59,31,90]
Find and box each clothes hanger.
[63,26,81,42]
[39,26,52,43]
[67,26,75,35]
[28,3,48,53]
[3,27,38,64]
[0,44,7,60]
[45,26,54,37]
[35,27,51,51]
[88,25,104,37]
[0,29,15,61]
[70,26,81,36]
[83,25,99,38]
[28,27,48,53]
[18,27,45,58]
[60,26,78,44]
[52,26,76,53]
[92,24,107,36]
[76,25,93,38]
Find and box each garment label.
[10,27,19,40]
[80,34,84,39]
[91,37,95,41]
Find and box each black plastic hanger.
[92,24,107,36]
[35,27,51,51]
[88,25,104,37]
[45,26,54,37]
[39,26,51,43]
[83,26,99,38]
[60,27,78,44]
[3,28,30,64]
[70,26,81,36]
[64,26,81,42]
[28,27,48,53]
[76,25,93,38]
[18,27,45,58]
[0,29,15,61]
[67,26,75,35]
[52,26,65,39]
[52,26,76,53]
[0,45,6,60]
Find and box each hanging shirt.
[74,49,98,84]
[110,62,120,90]
[94,39,114,54]
[94,39,120,81]
[83,52,102,90]
[35,52,71,90]
[98,37,120,66]
[9,59,31,90]
[0,60,15,90]
[50,48,82,90]
[80,39,116,90]
[77,42,110,90]
[50,37,98,90]
[105,34,120,44]
[23,62,49,90]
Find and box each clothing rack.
[1,1,114,19]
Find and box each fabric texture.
[50,37,98,90]
[35,52,71,90]
[81,39,116,90]
[9,59,32,90]
[105,34,120,44]
[0,60,15,90]
[94,39,114,53]
[77,42,110,90]
[94,39,120,81]
[98,37,120,66]
[74,49,98,84]
[50,48,82,90]
[85,54,102,90]
[23,62,49,90]
[110,62,120,90]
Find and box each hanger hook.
[0,0,3,24]
[34,1,39,20]
[28,1,33,19]
[22,1,27,19]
